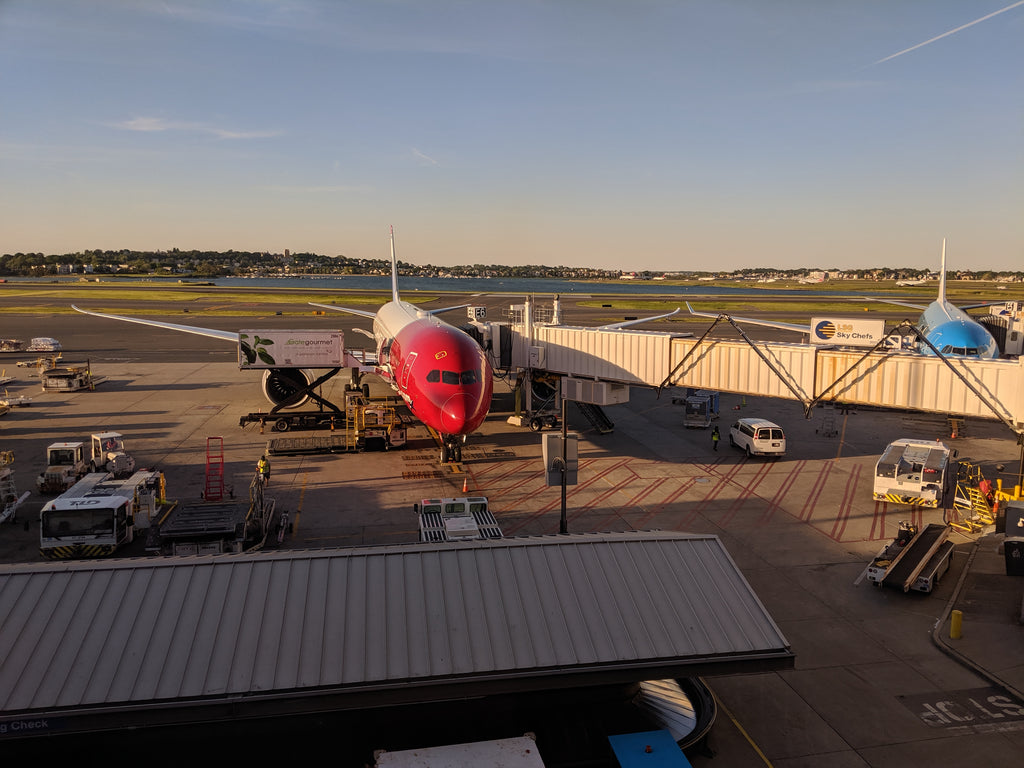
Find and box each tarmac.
[1,312,1024,766]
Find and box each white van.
[729,418,786,457]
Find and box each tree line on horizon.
[0,248,1020,282]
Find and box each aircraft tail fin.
[938,238,947,303]
[390,226,400,303]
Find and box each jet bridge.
[501,300,1024,432]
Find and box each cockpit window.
[429,369,481,386]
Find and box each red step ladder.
[205,436,225,501]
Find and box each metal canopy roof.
[0,531,792,737]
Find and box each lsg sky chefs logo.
[814,320,840,340]
[810,318,885,347]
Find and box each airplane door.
[401,351,418,390]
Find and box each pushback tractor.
[873,438,955,508]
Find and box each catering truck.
[873,438,955,508]
[39,470,166,559]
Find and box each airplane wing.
[685,302,811,334]
[597,308,685,330]
[72,305,240,342]
[863,298,928,311]
[957,301,1005,311]
[311,300,471,318]
[308,302,377,319]
[427,304,471,316]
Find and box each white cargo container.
[238,329,344,369]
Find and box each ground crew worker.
[257,455,270,486]
[712,426,720,451]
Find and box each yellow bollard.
[950,609,963,640]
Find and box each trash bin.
[1005,537,1024,577]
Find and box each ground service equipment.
[147,482,275,556]
[0,451,29,524]
[39,470,166,559]
[680,389,720,429]
[262,394,408,454]
[416,497,503,542]
[36,441,87,494]
[865,522,954,593]
[89,431,136,477]
[873,438,955,508]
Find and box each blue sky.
[2,1,1022,271]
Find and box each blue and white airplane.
[686,240,1001,359]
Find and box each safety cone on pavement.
[462,476,469,494]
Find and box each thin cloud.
[412,147,440,166]
[258,184,369,195]
[874,1,1024,65]
[109,116,280,139]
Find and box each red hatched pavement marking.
[829,463,863,541]
[714,459,777,528]
[799,460,836,522]
[759,460,807,524]
[501,457,633,535]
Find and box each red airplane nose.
[440,394,469,434]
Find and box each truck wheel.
[745,446,752,458]
[274,418,290,432]
[529,417,543,432]
[545,415,558,428]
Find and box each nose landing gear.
[441,435,464,464]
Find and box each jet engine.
[261,368,315,409]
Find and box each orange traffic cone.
[462,476,469,494]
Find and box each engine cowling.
[261,368,315,409]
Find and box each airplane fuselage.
[373,300,493,436]
[917,300,999,359]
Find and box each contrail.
[874,1,1024,65]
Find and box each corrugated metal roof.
[0,532,790,728]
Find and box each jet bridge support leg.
[659,314,811,409]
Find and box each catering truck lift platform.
[865,522,955,593]
[262,393,408,456]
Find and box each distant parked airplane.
[895,277,928,287]
[687,240,1000,359]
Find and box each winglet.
[390,226,400,304]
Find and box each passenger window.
[941,345,952,353]
[426,370,440,383]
